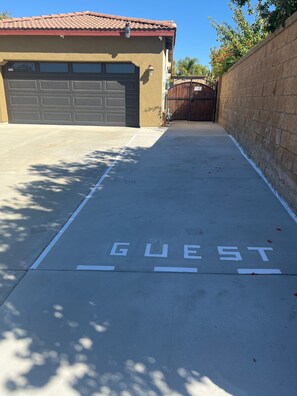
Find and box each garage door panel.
[73,81,103,91]
[42,96,72,106]
[74,97,104,107]
[105,81,126,91]
[40,80,71,91]
[74,113,105,123]
[10,111,42,122]
[106,113,126,123]
[106,97,125,107]
[4,62,139,127]
[7,80,38,90]
[104,92,126,100]
[43,112,72,122]
[9,95,39,106]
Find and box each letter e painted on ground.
[184,245,202,260]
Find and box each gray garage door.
[3,62,139,127]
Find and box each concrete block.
[282,113,297,133]
[275,79,285,96]
[263,81,276,96]
[283,77,297,95]
[288,133,297,154]
[292,157,297,176]
[282,56,297,78]
[287,20,297,43]
[281,39,297,62]
[277,95,297,114]
[271,28,288,51]
[280,130,292,150]
[281,148,294,170]
[263,96,278,111]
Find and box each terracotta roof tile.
[0,11,176,31]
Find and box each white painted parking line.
[237,269,282,275]
[229,135,297,224]
[154,266,198,273]
[76,265,115,271]
[30,134,137,270]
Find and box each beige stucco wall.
[0,35,168,127]
[0,68,8,122]
[218,11,297,213]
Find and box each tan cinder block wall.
[218,11,297,213]
[0,35,166,127]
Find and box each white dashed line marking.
[237,269,282,275]
[154,266,198,273]
[76,265,115,271]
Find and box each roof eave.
[0,29,176,37]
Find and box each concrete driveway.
[0,123,140,302]
[0,122,296,395]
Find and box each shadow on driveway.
[0,123,296,395]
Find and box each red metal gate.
[167,81,217,121]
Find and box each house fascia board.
[0,29,175,38]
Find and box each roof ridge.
[0,11,176,28]
[0,11,88,23]
[84,11,176,27]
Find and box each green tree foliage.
[231,0,297,32]
[210,47,238,78]
[175,57,209,76]
[0,11,11,19]
[171,59,177,75]
[209,3,267,77]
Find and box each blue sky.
[3,0,250,66]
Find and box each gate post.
[213,78,221,123]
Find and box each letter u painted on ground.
[145,243,168,258]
